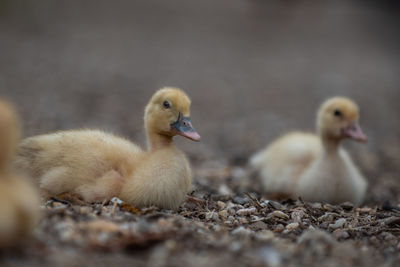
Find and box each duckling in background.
[250,97,368,205]
[0,98,40,248]
[15,87,200,209]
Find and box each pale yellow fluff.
[15,87,198,209]
[250,97,368,205]
[0,98,40,248]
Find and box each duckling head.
[0,98,20,170]
[144,87,200,142]
[317,97,367,143]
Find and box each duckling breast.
[119,147,192,209]
[295,148,367,204]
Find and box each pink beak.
[341,122,367,142]
[178,130,201,142]
[171,114,201,142]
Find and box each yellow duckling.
[0,98,40,248]
[15,87,200,209]
[250,97,368,205]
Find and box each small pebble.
[318,212,338,222]
[110,197,124,204]
[205,211,219,221]
[298,228,336,246]
[323,204,336,211]
[310,203,323,209]
[236,207,257,216]
[332,229,350,239]
[329,218,347,229]
[238,217,248,224]
[267,201,286,210]
[52,202,68,210]
[85,220,121,233]
[269,211,289,220]
[218,184,233,196]
[218,210,229,220]
[217,201,226,209]
[256,230,275,241]
[228,208,236,216]
[224,220,233,226]
[232,226,252,236]
[274,224,285,233]
[226,202,236,209]
[79,206,92,215]
[233,196,249,205]
[291,209,306,223]
[285,222,299,231]
[357,207,372,213]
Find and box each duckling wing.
[250,132,321,194]
[14,130,143,200]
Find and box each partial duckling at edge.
[15,87,200,209]
[0,98,40,248]
[250,97,368,205]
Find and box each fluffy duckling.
[250,97,368,205]
[0,98,40,248]
[15,87,200,209]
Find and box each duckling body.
[0,98,40,247]
[15,87,200,209]
[250,97,368,205]
[250,132,321,195]
[17,130,141,202]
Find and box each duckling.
[250,97,368,205]
[0,98,40,248]
[15,87,200,209]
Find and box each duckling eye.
[333,109,342,117]
[163,101,170,109]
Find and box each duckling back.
[15,130,143,202]
[250,132,321,195]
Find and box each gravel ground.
[0,1,399,266]
[2,175,400,267]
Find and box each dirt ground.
[0,1,399,266]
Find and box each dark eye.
[333,109,342,117]
[163,101,170,109]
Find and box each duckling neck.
[320,135,341,155]
[146,132,174,151]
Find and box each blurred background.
[0,0,399,202]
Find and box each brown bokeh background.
[0,0,399,202]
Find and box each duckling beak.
[342,122,367,142]
[171,114,201,141]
